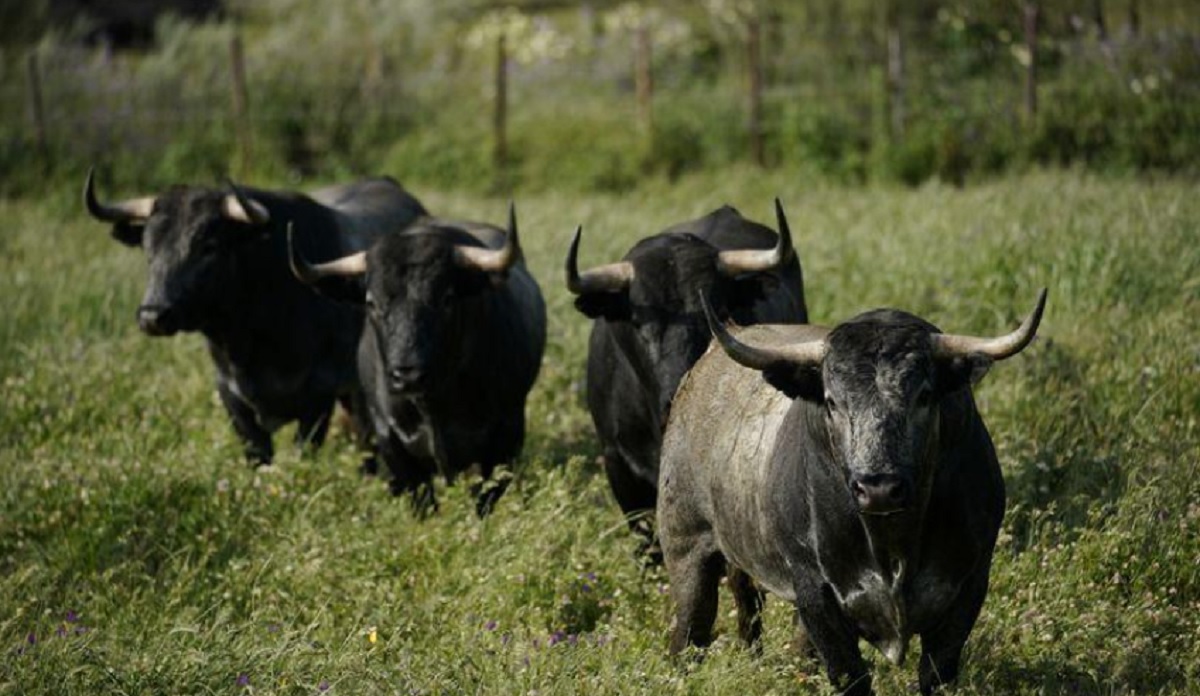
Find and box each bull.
[288,205,546,515]
[83,170,428,465]
[566,202,807,549]
[658,290,1047,695]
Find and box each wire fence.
[4,13,1197,193]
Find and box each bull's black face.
[362,233,490,396]
[782,312,985,516]
[578,235,757,417]
[121,188,264,336]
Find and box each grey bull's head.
[84,169,271,336]
[288,205,521,395]
[704,290,1047,515]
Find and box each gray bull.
[658,290,1046,695]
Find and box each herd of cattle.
[83,170,1046,696]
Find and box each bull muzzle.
[850,474,912,515]
[136,304,179,337]
[387,364,428,394]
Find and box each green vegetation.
[2,1,1198,197]
[1,170,1198,694]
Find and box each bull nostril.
[388,365,423,391]
[852,474,911,514]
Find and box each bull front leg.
[216,379,273,465]
[662,539,724,655]
[378,431,437,516]
[294,400,334,453]
[917,566,991,694]
[792,570,873,696]
[728,566,765,650]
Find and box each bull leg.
[295,402,334,453]
[665,543,724,655]
[792,571,872,696]
[217,381,273,465]
[792,607,816,658]
[472,412,525,517]
[472,461,511,518]
[918,568,990,694]
[379,432,437,516]
[602,447,660,563]
[728,566,765,650]
[337,391,378,475]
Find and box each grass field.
[2,170,1198,694]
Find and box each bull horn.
[223,180,271,225]
[931,288,1048,361]
[701,292,827,370]
[83,167,155,222]
[565,225,635,295]
[453,201,521,273]
[715,197,795,276]
[287,223,366,282]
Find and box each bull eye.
[824,393,838,415]
[365,293,378,314]
[915,386,934,409]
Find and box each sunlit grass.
[2,170,1198,694]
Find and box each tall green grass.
[1,171,1198,694]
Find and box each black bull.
[84,170,428,464]
[289,205,546,516]
[658,290,1046,695]
[566,202,808,545]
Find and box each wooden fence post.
[229,32,252,172]
[1023,3,1039,124]
[1092,0,1108,41]
[634,25,653,135]
[493,32,508,187]
[26,52,49,167]
[887,22,905,140]
[746,14,765,168]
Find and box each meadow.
[1,169,1198,694]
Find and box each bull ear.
[111,222,144,247]
[761,364,824,401]
[936,355,992,394]
[574,292,631,321]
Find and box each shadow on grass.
[1,474,256,607]
[972,647,1187,695]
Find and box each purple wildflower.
[501,633,512,646]
[66,611,79,624]
[548,631,565,647]
[568,634,579,647]
[56,626,67,638]
[585,572,597,582]
[26,633,36,646]
[267,623,280,633]
[318,680,330,692]
[237,673,250,687]
[484,620,498,631]
[74,626,89,635]
[581,583,592,593]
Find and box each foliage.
[2,2,1199,197]
[2,171,1199,694]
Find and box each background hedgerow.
[1,169,1198,694]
